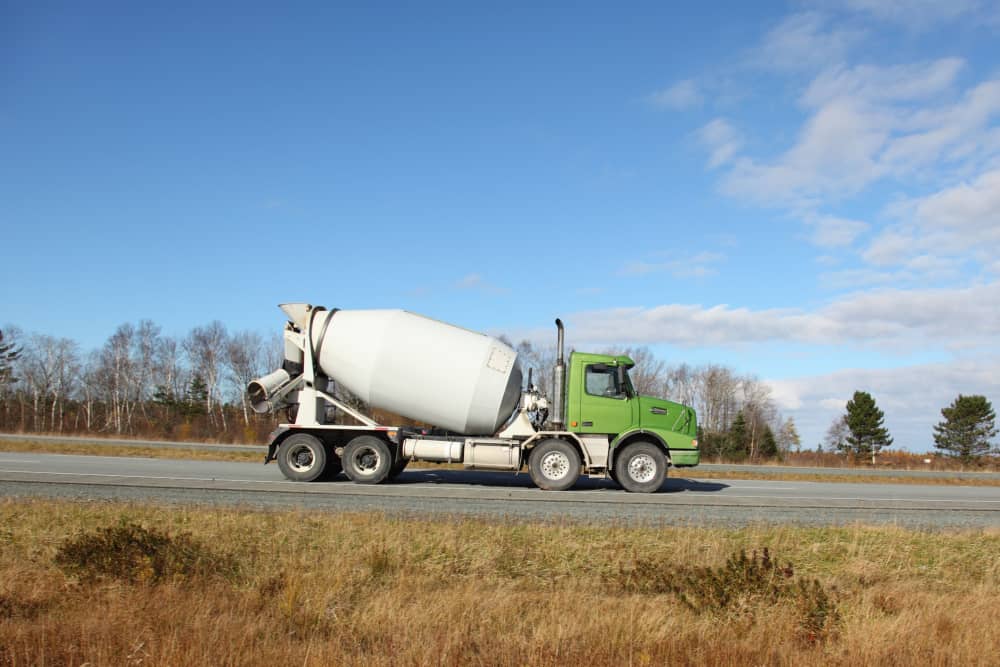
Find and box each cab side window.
[585,365,624,398]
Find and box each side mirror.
[617,365,626,393]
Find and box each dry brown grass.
[0,439,262,463]
[1,499,998,665]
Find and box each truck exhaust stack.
[551,318,566,430]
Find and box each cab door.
[578,363,632,435]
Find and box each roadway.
[1,451,998,528]
[4,433,998,479]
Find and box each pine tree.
[183,376,209,418]
[933,395,997,463]
[726,411,749,461]
[844,391,893,464]
[759,424,779,460]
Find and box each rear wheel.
[276,433,328,482]
[614,441,667,493]
[528,438,581,491]
[342,435,393,484]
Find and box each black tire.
[614,441,667,493]
[528,438,582,491]
[342,435,393,484]
[276,433,328,482]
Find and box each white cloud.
[832,0,983,29]
[698,118,742,168]
[649,79,703,110]
[808,215,869,247]
[621,252,725,279]
[801,58,964,107]
[752,12,862,72]
[455,273,509,295]
[866,168,1000,270]
[564,281,1000,348]
[723,98,890,205]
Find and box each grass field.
[1,499,998,665]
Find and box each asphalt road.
[4,433,998,480]
[1,452,998,529]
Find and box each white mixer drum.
[311,309,522,434]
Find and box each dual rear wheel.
[276,433,406,484]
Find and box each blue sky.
[3,1,999,451]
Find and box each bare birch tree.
[184,321,229,429]
[225,330,266,425]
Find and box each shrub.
[616,547,840,641]
[54,521,240,584]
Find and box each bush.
[616,547,840,641]
[54,521,240,584]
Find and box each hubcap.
[353,446,381,474]
[287,444,315,472]
[628,453,657,483]
[540,451,571,480]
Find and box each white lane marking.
[0,459,41,464]
[709,485,799,490]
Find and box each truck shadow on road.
[384,469,729,493]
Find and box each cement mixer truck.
[248,304,699,492]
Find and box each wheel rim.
[540,451,571,481]
[352,446,382,474]
[627,453,657,483]
[287,444,316,472]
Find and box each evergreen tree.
[183,376,209,418]
[726,411,749,461]
[933,395,997,463]
[844,391,893,464]
[759,424,779,460]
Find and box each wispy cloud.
[829,0,984,30]
[454,273,510,295]
[620,252,725,278]
[750,12,862,72]
[698,118,742,169]
[649,79,703,110]
[806,215,869,247]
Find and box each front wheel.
[614,441,667,493]
[528,438,582,491]
[342,435,393,484]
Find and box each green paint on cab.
[565,352,699,468]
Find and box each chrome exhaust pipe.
[551,318,566,430]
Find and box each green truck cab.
[566,352,700,469]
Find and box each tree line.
[0,323,282,442]
[822,390,997,464]
[1,324,994,463]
